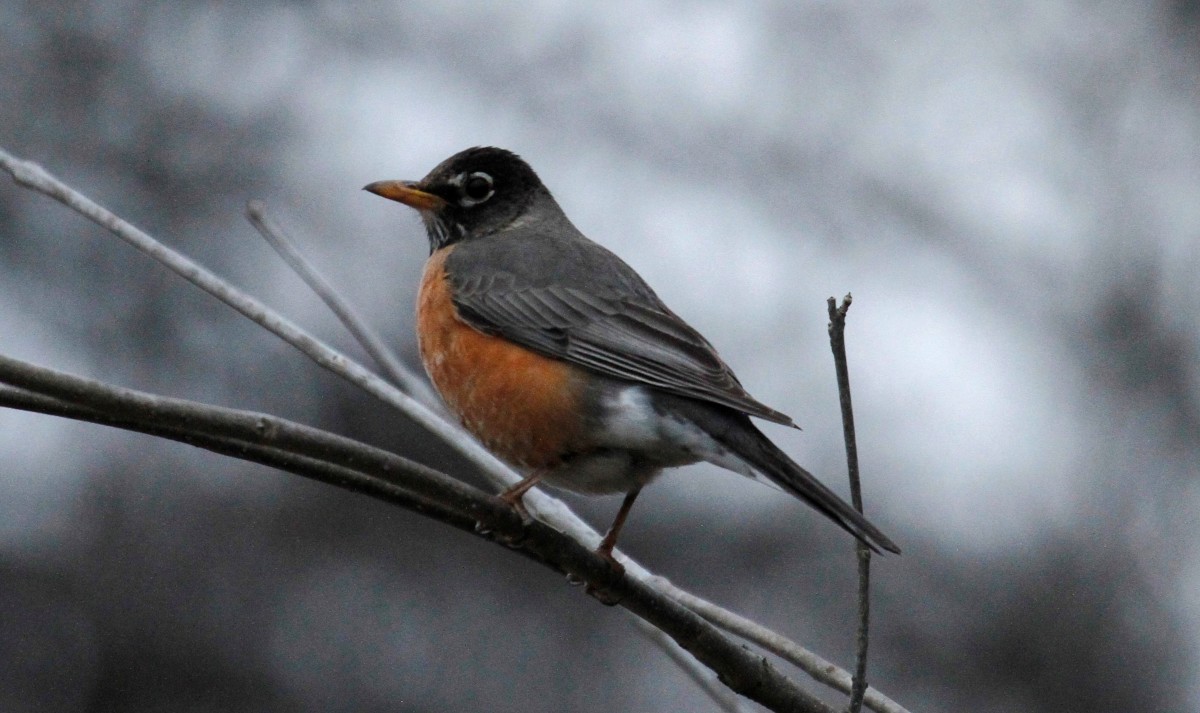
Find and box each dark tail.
[738,425,901,554]
[673,398,901,554]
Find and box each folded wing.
[451,272,796,427]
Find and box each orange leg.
[499,470,545,520]
[596,486,642,568]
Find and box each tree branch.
[0,356,840,713]
[244,200,442,410]
[631,616,749,713]
[0,385,482,538]
[828,294,872,713]
[663,578,911,713]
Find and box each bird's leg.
[583,486,642,605]
[596,486,642,573]
[499,469,544,522]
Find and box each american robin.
[365,147,899,562]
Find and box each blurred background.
[2,2,1198,711]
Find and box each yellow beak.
[363,180,447,211]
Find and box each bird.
[364,147,899,564]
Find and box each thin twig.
[662,579,911,713]
[0,362,837,713]
[827,294,871,713]
[631,617,748,713]
[244,200,442,410]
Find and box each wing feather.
[452,276,795,426]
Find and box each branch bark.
[0,354,839,713]
[828,294,873,713]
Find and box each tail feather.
[736,425,901,555]
[670,397,901,554]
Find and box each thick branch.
[0,357,836,713]
[0,385,481,537]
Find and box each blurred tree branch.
[244,200,443,411]
[0,147,911,713]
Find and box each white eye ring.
[457,171,494,207]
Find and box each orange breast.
[417,246,587,469]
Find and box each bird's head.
[365,146,552,252]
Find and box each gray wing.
[448,244,796,427]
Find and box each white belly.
[540,385,757,494]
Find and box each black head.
[365,147,555,251]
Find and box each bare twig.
[827,294,872,713]
[244,200,442,410]
[663,579,911,713]
[631,617,748,713]
[0,359,837,713]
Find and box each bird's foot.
[499,489,534,525]
[498,471,544,526]
[584,545,626,606]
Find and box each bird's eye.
[460,172,494,205]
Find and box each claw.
[583,548,626,605]
[498,470,544,526]
[499,489,534,525]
